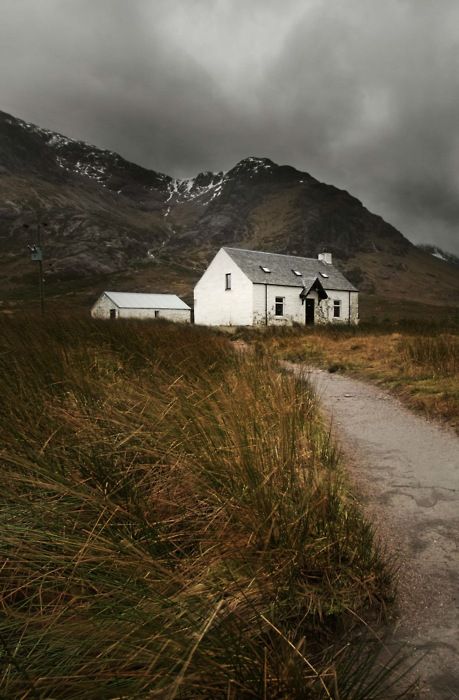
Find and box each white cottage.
[91,292,191,322]
[194,247,358,326]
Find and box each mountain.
[1,110,458,314]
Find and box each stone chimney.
[318,252,332,265]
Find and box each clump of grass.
[399,334,458,376]
[284,345,325,364]
[0,315,409,698]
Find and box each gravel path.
[286,364,459,699]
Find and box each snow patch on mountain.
[48,134,75,148]
[22,121,90,157]
[18,117,117,185]
[230,157,275,176]
[164,171,226,208]
[160,158,277,216]
[417,243,459,266]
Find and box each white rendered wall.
[254,284,306,325]
[252,285,358,325]
[91,294,114,319]
[194,249,253,325]
[350,291,359,324]
[318,290,358,324]
[118,308,190,322]
[253,284,328,325]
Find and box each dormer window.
[292,269,302,276]
[260,266,271,273]
[320,272,329,279]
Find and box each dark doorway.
[305,298,315,325]
[109,308,117,320]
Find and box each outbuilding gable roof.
[104,292,191,310]
[222,247,357,291]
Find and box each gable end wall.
[194,249,253,325]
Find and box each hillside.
[417,243,459,267]
[0,110,458,312]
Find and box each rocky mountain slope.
[416,244,459,267]
[1,109,458,310]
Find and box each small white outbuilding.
[91,292,191,322]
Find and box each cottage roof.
[104,292,191,310]
[222,247,357,291]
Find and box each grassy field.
[243,322,459,433]
[0,316,413,698]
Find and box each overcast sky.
[2,0,459,253]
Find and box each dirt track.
[286,364,459,699]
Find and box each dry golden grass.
[0,315,413,698]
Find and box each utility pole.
[25,221,47,315]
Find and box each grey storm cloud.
[1,0,459,253]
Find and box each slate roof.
[222,248,357,291]
[104,292,191,310]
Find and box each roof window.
[260,266,271,273]
[320,272,329,278]
[292,269,302,276]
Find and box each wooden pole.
[37,223,45,316]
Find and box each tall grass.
[0,316,409,698]
[399,334,458,376]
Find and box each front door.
[305,298,315,325]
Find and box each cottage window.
[333,299,341,318]
[225,273,231,290]
[154,310,160,318]
[292,269,302,276]
[260,266,271,273]
[275,297,284,316]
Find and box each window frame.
[333,299,341,318]
[225,272,232,290]
[275,296,285,317]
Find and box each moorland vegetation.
[0,316,412,698]
[242,320,459,433]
